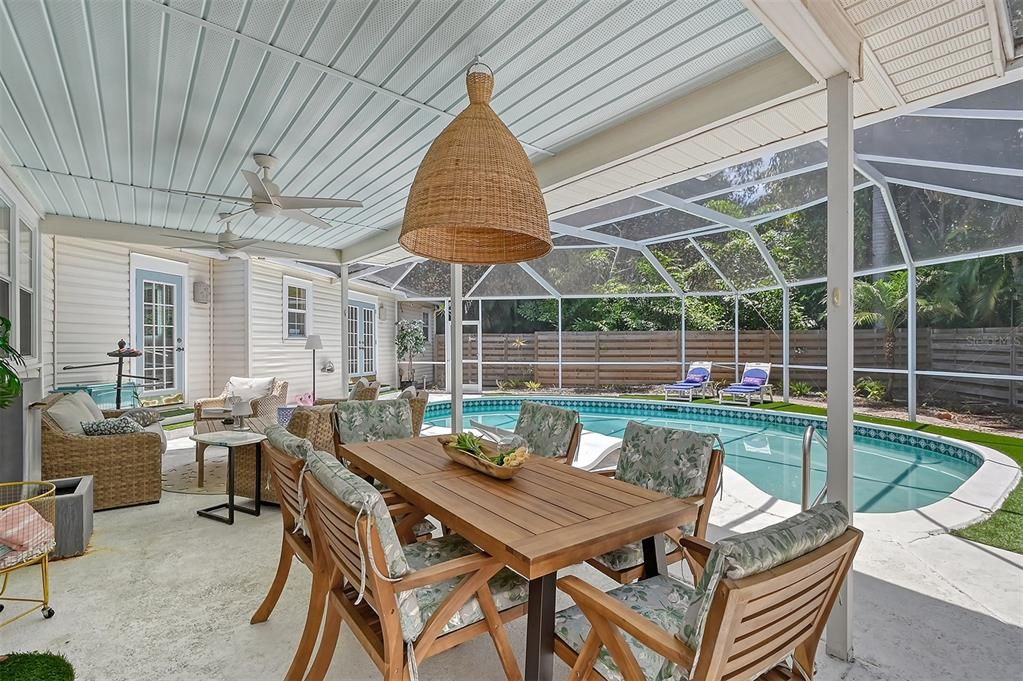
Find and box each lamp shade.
[304,334,323,351]
[399,67,552,265]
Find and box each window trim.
[283,276,314,340]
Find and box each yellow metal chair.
[0,481,57,627]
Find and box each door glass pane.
[362,307,375,374]
[0,205,9,279]
[19,289,32,354]
[141,281,177,391]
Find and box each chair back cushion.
[513,401,579,458]
[679,501,850,650]
[334,400,413,444]
[46,392,104,434]
[264,424,316,461]
[616,422,715,504]
[684,366,711,384]
[739,364,770,387]
[226,376,276,402]
[305,449,425,641]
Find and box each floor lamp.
[305,334,323,400]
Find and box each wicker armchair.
[40,394,163,510]
[400,389,429,435]
[193,378,288,423]
[285,405,336,452]
[313,379,380,406]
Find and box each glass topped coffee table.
[190,429,268,525]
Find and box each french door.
[134,269,185,397]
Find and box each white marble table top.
[190,430,267,448]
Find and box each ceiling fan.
[164,213,307,258]
[166,153,363,229]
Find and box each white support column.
[825,72,855,662]
[734,296,740,383]
[782,286,790,402]
[450,264,463,433]
[680,294,687,373]
[557,299,564,390]
[907,265,918,421]
[340,264,350,392]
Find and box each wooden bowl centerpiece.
[439,433,529,480]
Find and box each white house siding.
[211,257,249,392]
[48,236,213,403]
[41,234,55,390]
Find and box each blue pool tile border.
[425,396,984,469]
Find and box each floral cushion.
[80,417,144,436]
[264,424,316,461]
[615,422,715,535]
[334,400,413,444]
[513,401,579,458]
[304,449,424,641]
[591,534,680,572]
[678,501,850,651]
[406,535,529,636]
[555,575,695,681]
[121,408,163,427]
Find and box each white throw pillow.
[74,391,105,422]
[226,376,275,403]
[47,392,98,434]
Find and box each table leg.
[196,442,207,488]
[197,445,237,525]
[253,442,262,516]
[642,534,668,577]
[524,573,556,681]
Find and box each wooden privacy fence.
[433,327,1020,408]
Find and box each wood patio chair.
[470,400,582,464]
[252,426,435,681]
[554,502,862,681]
[300,450,529,681]
[586,422,724,585]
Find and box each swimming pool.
[423,397,982,514]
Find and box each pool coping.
[426,395,1020,538]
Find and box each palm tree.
[0,316,25,409]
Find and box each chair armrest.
[395,553,499,591]
[679,536,714,579]
[194,395,227,419]
[102,407,163,422]
[557,575,696,670]
[53,430,164,453]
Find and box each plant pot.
[48,475,94,559]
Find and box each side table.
[190,430,267,525]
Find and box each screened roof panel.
[856,117,1023,171]
[650,239,729,292]
[553,234,606,246]
[892,185,1023,261]
[528,247,670,295]
[359,263,411,288]
[873,162,1023,202]
[699,168,830,220]
[591,208,715,241]
[471,265,552,298]
[558,196,660,228]
[398,261,489,297]
[934,79,1022,110]
[695,231,776,289]
[660,142,827,200]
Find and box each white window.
[422,312,430,342]
[347,299,377,376]
[17,220,34,357]
[283,277,313,339]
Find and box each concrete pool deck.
[3,428,1020,680]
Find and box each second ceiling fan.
[169,153,363,229]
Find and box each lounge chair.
[470,400,582,463]
[664,361,715,401]
[718,362,774,406]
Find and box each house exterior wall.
[211,257,249,392]
[46,236,213,403]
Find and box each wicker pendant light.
[400,63,552,264]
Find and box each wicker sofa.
[192,377,288,423]
[40,393,164,510]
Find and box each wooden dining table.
[340,435,698,681]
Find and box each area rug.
[161,450,229,495]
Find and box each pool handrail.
[802,424,829,511]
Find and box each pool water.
[425,400,979,514]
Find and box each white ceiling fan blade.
[217,208,251,222]
[276,196,363,210]
[159,233,222,247]
[159,188,251,205]
[222,238,262,251]
[281,209,332,229]
[245,244,310,257]
[241,169,272,203]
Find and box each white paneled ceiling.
[0,0,783,249]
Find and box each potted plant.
[395,319,427,389]
[0,316,25,409]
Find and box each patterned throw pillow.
[121,408,162,427]
[741,375,766,386]
[81,417,145,436]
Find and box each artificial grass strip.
[0,652,74,680]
